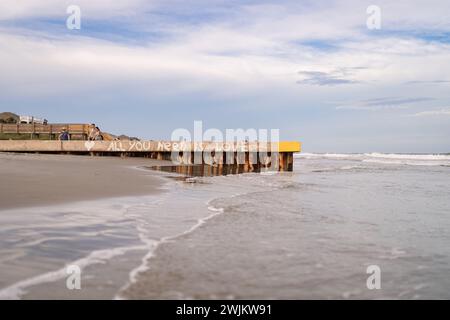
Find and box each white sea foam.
[0,191,166,299]
[296,153,363,160]
[364,152,450,161]
[115,173,275,299]
[0,245,146,300]
[295,152,450,166]
[115,201,226,299]
[362,159,450,166]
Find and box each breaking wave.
[295,153,450,167]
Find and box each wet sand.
[0,152,169,210]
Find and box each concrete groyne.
[0,140,301,171]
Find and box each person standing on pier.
[58,128,70,141]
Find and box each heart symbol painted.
[84,141,95,151]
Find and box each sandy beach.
[0,153,168,210]
[0,152,176,299]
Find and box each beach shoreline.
[0,152,178,299]
[0,153,237,299]
[0,152,171,210]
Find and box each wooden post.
[278,152,293,171]
[287,152,294,171]
[281,152,293,171]
[244,152,250,172]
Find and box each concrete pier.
[0,140,301,171]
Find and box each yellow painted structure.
[278,141,301,153]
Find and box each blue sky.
[0,0,449,153]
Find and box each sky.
[0,0,449,153]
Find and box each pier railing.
[0,123,90,139]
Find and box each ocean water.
[0,153,449,299]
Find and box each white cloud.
[410,108,450,117]
[0,0,152,20]
[335,97,436,111]
[1,1,450,112]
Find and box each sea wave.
[296,153,363,160]
[295,152,450,166]
[364,152,450,161]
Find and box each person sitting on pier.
[88,124,96,141]
[93,127,103,141]
[58,128,70,141]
